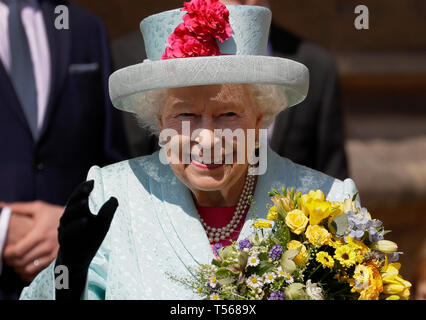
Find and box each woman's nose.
[195,128,220,149]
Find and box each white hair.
[127,84,288,136]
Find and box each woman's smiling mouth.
[191,159,226,170]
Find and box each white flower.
[263,272,276,284]
[306,279,324,300]
[209,275,218,288]
[275,266,286,277]
[247,255,260,267]
[210,293,220,300]
[275,267,293,284]
[246,274,263,288]
[285,274,294,284]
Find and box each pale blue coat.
[20,148,359,300]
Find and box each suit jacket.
[20,147,359,300]
[0,0,129,299]
[268,23,348,180]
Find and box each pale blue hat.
[109,5,309,116]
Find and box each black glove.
[55,180,118,300]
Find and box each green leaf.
[238,252,248,270]
[211,259,222,267]
[275,222,290,246]
[258,252,268,261]
[383,230,392,235]
[330,213,349,237]
[257,261,275,275]
[216,268,233,279]
[218,277,235,286]
[218,245,235,260]
[280,258,297,274]
[283,248,300,261]
[352,192,359,202]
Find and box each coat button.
[33,160,44,172]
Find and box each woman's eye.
[221,112,237,117]
[178,113,196,117]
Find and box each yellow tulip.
[381,263,412,300]
[371,240,398,253]
[308,190,325,201]
[342,198,357,213]
[300,190,325,213]
[304,200,333,225]
[272,196,292,214]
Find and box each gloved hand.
[55,180,118,300]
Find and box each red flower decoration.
[182,0,233,43]
[161,24,220,59]
[162,0,232,60]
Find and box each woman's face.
[158,84,263,194]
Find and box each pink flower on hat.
[161,24,220,59]
[182,0,233,43]
[162,0,232,60]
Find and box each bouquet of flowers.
[170,187,412,300]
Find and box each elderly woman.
[20,2,358,300]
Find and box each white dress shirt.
[0,0,51,274]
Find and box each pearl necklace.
[199,166,256,243]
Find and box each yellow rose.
[305,225,330,247]
[287,240,308,266]
[304,200,333,225]
[285,209,309,235]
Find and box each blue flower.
[238,239,252,250]
[268,244,283,260]
[387,251,403,263]
[268,290,285,300]
[213,243,223,255]
[366,219,384,242]
[345,208,384,242]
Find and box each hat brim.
[109,55,309,114]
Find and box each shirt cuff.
[0,207,12,275]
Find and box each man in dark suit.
[0,0,129,299]
[221,0,348,180]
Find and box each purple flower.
[268,244,283,260]
[268,290,285,300]
[387,251,403,263]
[213,243,223,255]
[239,239,252,250]
[345,208,384,242]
